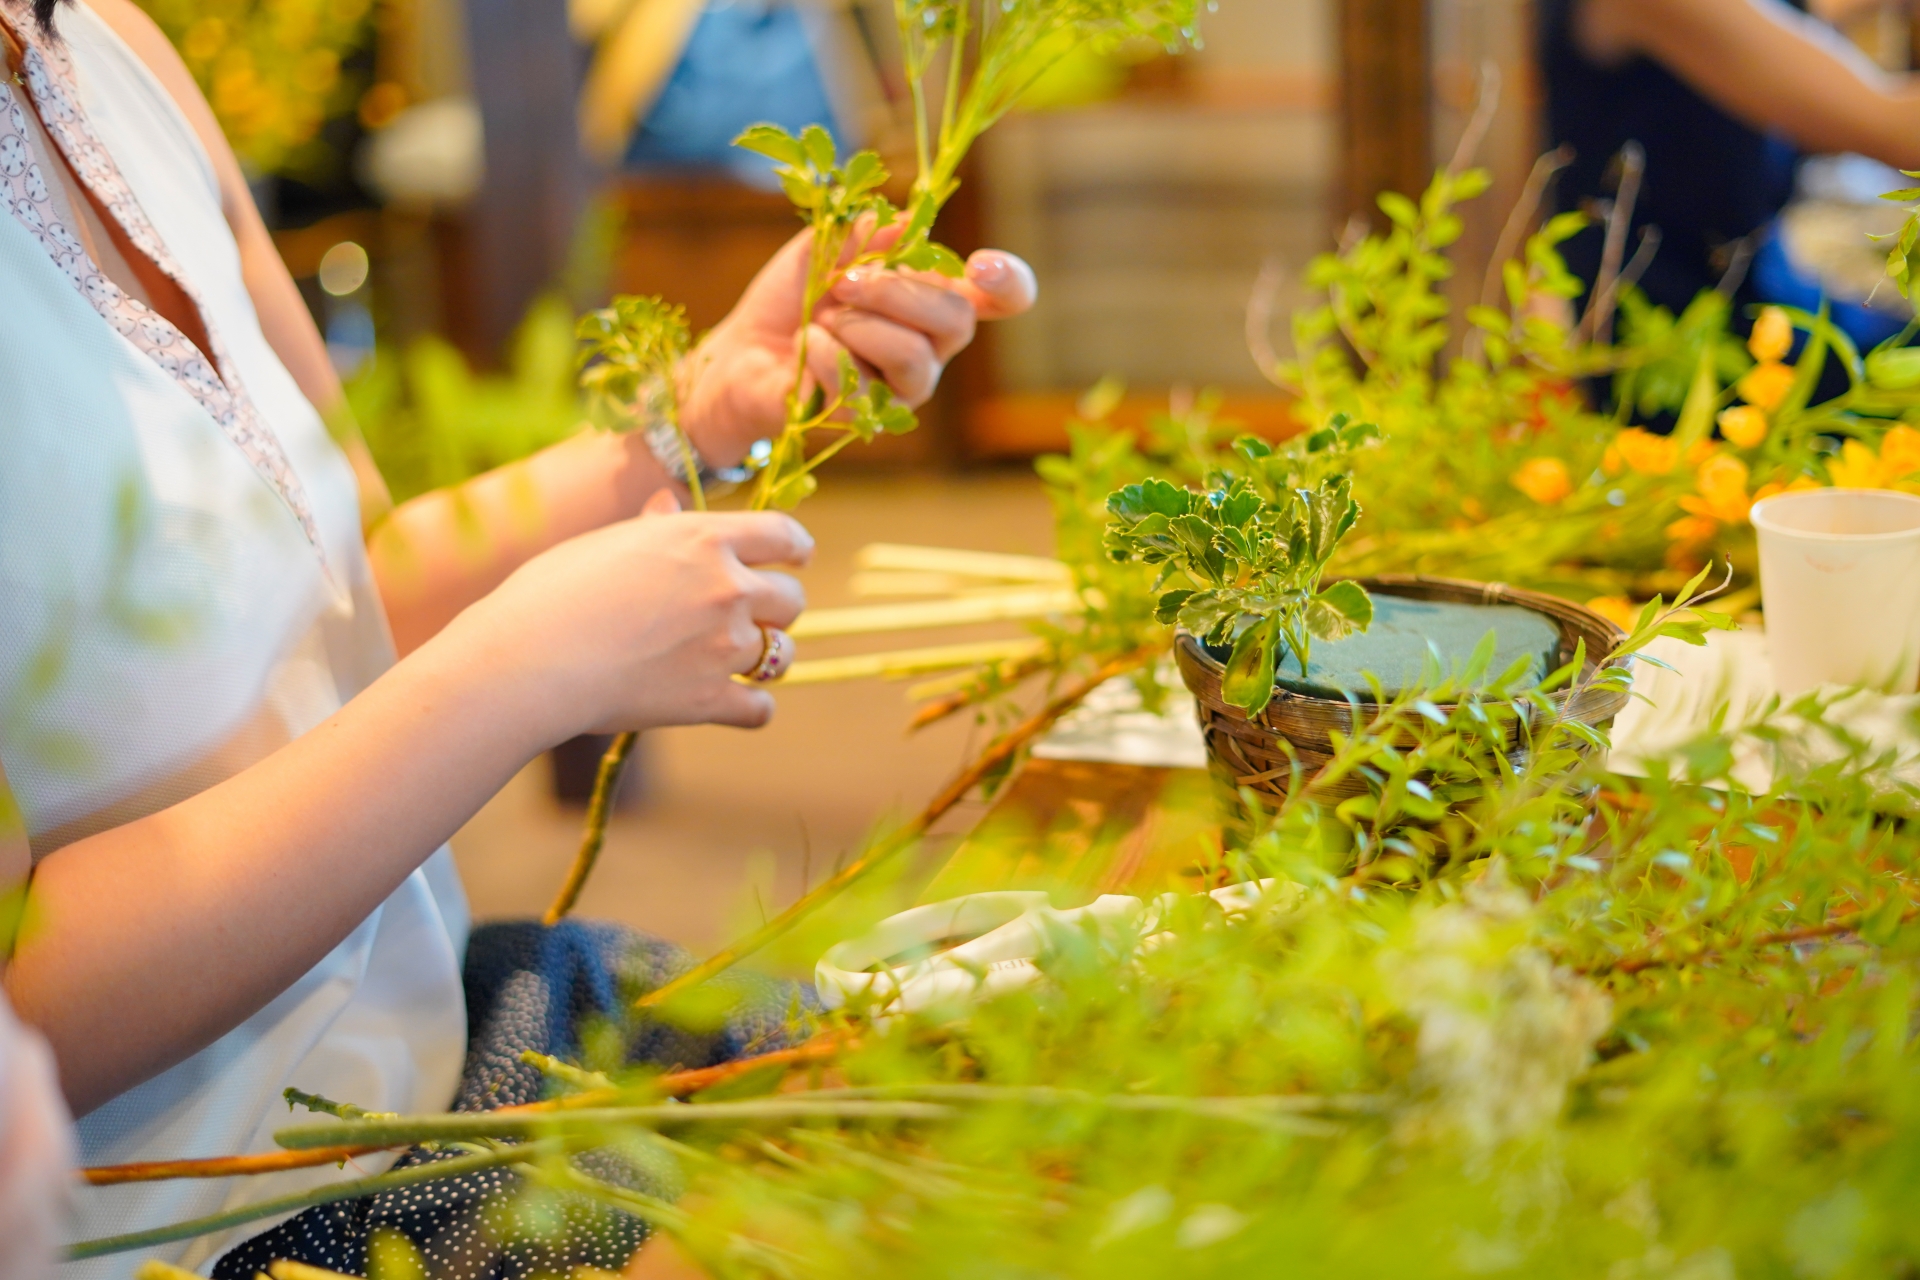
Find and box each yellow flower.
[1717,404,1768,449]
[1749,306,1794,364]
[1881,425,1920,485]
[1737,361,1796,411]
[1585,596,1639,630]
[1609,428,1681,476]
[1511,456,1573,505]
[1827,439,1884,489]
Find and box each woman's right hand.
[434,501,813,743]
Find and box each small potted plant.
[1104,420,1631,804]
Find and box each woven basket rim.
[1176,573,1630,719]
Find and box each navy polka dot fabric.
[212,919,813,1279]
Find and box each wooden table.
[918,758,1224,903]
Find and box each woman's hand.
[679,234,1040,467]
[434,498,814,742]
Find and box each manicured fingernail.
[967,253,1008,287]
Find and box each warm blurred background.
[148,0,1920,960]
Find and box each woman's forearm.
[2,628,561,1116]
[369,429,677,656]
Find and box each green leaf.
[800,123,837,173]
[1221,616,1280,715]
[1154,589,1196,624]
[840,150,888,195]
[732,123,807,167]
[1309,580,1373,638]
[901,240,967,277]
[766,471,819,510]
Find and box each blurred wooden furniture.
[1338,0,1433,231]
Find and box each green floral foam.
[1273,595,1563,698]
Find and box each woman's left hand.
[678,231,1038,468]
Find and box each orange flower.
[1679,453,1752,523]
[1717,404,1768,449]
[1608,428,1681,476]
[1585,596,1639,629]
[1665,514,1721,545]
[1737,361,1796,411]
[1512,456,1574,505]
[1749,306,1794,363]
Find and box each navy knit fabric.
[212,919,811,1279]
[1539,0,1808,316]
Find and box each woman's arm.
[1581,0,1920,169]
[3,505,813,1116]
[85,0,1036,656]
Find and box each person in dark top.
[1542,0,1920,320]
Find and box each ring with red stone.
[747,626,793,683]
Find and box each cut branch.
[543,730,638,925]
[1601,906,1919,976]
[80,1034,851,1185]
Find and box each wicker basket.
[1174,575,1631,804]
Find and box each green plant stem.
[632,644,1157,1012]
[542,729,638,926]
[66,1143,556,1259]
[275,1101,956,1152]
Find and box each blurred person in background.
[0,0,1033,1272]
[1544,0,1920,347]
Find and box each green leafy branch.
[1104,422,1378,716]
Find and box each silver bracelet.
[635,379,753,496]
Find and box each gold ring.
[747,627,793,683]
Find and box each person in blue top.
[1543,0,1920,342]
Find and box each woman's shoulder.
[67,0,231,203]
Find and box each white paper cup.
[1751,488,1920,696]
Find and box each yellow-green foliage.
[135,0,370,177]
[347,296,585,505]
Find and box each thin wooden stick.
[854,543,1071,583]
[273,1101,955,1152]
[907,650,1055,730]
[789,589,1078,640]
[69,1143,555,1259]
[633,645,1159,1012]
[542,730,637,926]
[781,638,1046,687]
[81,1035,850,1186]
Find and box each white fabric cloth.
[0,4,470,1274]
[0,990,74,1280]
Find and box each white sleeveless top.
[0,4,469,1273]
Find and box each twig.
[274,1101,955,1151]
[1602,906,1919,976]
[80,1035,851,1186]
[67,1142,557,1259]
[1477,146,1574,316]
[83,1145,388,1187]
[1245,255,1294,390]
[1445,59,1501,177]
[1581,227,1662,348]
[542,730,637,926]
[1579,141,1644,346]
[632,644,1159,1011]
[908,650,1055,731]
